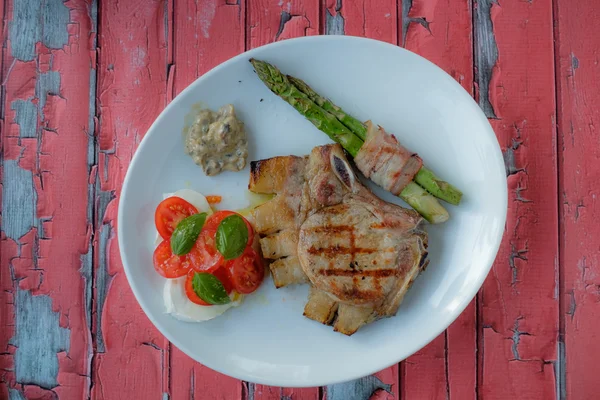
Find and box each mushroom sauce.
[184,104,248,176]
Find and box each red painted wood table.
[1,0,597,399]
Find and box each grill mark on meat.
[349,223,356,265]
[306,225,353,234]
[306,245,396,256]
[339,286,381,301]
[370,221,406,229]
[373,274,382,294]
[251,144,428,335]
[316,268,398,277]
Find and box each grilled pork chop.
[249,144,428,335]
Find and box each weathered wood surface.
[556,1,600,399]
[0,0,597,399]
[476,0,559,399]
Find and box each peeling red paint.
[252,385,319,400]
[400,0,475,398]
[169,1,247,396]
[556,0,600,398]
[170,346,243,399]
[1,0,96,397]
[401,334,448,399]
[0,0,593,398]
[92,0,170,398]
[328,0,398,46]
[487,3,502,119]
[479,0,558,397]
[172,0,245,96]
[246,1,321,397]
[248,0,319,49]
[373,365,398,399]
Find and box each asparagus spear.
[401,182,450,224]
[414,167,462,205]
[287,75,368,141]
[287,75,463,206]
[250,58,449,224]
[251,58,363,156]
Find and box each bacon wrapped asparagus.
[250,58,460,223]
[287,75,462,206]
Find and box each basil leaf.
[192,272,231,305]
[216,214,248,260]
[170,213,207,255]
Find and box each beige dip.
[183,104,248,176]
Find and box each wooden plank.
[321,1,400,399]
[555,0,600,398]
[170,346,243,400]
[251,385,320,400]
[399,0,476,398]
[1,0,95,398]
[171,0,246,96]
[0,2,7,396]
[324,0,397,44]
[245,0,319,397]
[92,1,171,398]
[169,0,246,397]
[474,0,558,399]
[247,0,319,50]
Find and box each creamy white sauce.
[183,104,248,176]
[157,189,243,322]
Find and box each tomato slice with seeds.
[184,270,210,306]
[203,210,254,247]
[184,267,234,305]
[188,228,224,273]
[226,247,264,294]
[155,196,198,239]
[153,240,192,278]
[188,211,254,272]
[213,267,234,294]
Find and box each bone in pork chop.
[248,144,428,335]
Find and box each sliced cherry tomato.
[202,210,236,231]
[185,270,210,306]
[213,267,234,294]
[155,196,198,239]
[188,211,255,271]
[226,247,264,294]
[203,210,254,247]
[184,267,233,305]
[188,228,224,273]
[153,240,192,278]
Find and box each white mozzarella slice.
[163,277,243,322]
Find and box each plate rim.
[117,34,508,387]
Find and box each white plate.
[118,36,507,387]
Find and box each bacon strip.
[354,121,422,195]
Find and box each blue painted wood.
[8,388,26,400]
[10,289,70,389]
[2,160,37,241]
[7,0,69,61]
[326,375,391,400]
